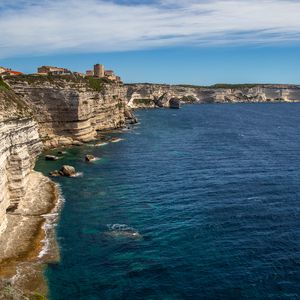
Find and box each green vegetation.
[177,84,206,88]
[181,95,197,102]
[133,98,154,105]
[178,83,264,89]
[210,83,261,89]
[0,77,10,90]
[33,292,47,300]
[4,74,86,86]
[87,77,113,92]
[116,102,124,109]
[4,74,115,92]
[0,89,32,116]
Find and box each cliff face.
[126,84,300,108]
[0,76,134,295]
[0,88,42,227]
[6,76,129,148]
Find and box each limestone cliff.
[0,87,42,228]
[0,88,59,295]
[126,83,300,108]
[0,76,136,296]
[6,75,130,148]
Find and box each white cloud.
[1,0,300,58]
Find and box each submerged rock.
[85,154,95,162]
[45,155,59,161]
[57,150,66,155]
[49,170,60,177]
[110,137,122,143]
[95,141,108,147]
[105,224,142,239]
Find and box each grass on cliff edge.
[4,74,85,84]
[0,77,10,90]
[0,89,32,118]
[4,74,115,92]
[178,83,263,89]
[87,77,113,92]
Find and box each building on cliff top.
[94,64,105,78]
[37,66,71,75]
[86,63,122,83]
[86,70,94,76]
[0,67,23,76]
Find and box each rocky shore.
[126,83,300,108]
[1,76,300,298]
[0,76,137,299]
[0,172,60,299]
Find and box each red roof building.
[0,67,23,76]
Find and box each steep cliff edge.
[0,76,137,297]
[126,83,300,108]
[6,75,131,149]
[0,87,41,227]
[0,86,59,296]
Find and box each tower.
[94,64,104,78]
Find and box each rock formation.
[6,75,134,149]
[0,88,42,224]
[0,87,59,296]
[0,76,136,296]
[85,154,95,162]
[59,165,76,177]
[125,83,300,108]
[169,98,180,109]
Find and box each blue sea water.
[35,103,300,300]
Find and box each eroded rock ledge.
[6,75,132,149]
[126,83,300,108]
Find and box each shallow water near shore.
[35,103,300,299]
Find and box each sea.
[35,103,300,299]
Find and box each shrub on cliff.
[87,77,113,92]
[0,77,10,90]
[0,89,32,120]
[133,98,154,105]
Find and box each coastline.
[0,127,130,299]
[0,171,61,299]
[1,96,299,299]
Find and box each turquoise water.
[35,104,300,299]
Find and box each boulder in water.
[49,170,60,177]
[59,165,76,177]
[85,154,95,162]
[57,150,66,155]
[169,98,181,109]
[45,155,59,161]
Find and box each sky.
[1,0,300,85]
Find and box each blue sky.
[1,0,300,85]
